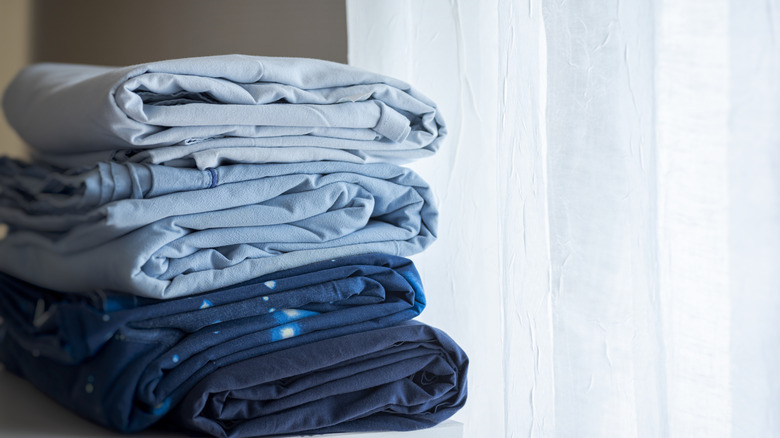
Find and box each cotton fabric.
[0,52,468,438]
[1,54,445,168]
[170,320,468,438]
[0,254,435,432]
[0,158,437,298]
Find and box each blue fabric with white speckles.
[0,158,437,299]
[0,254,430,433]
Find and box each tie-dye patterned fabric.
[2,55,445,169]
[0,158,437,299]
[0,254,427,433]
[170,321,468,437]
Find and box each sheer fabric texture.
[347,1,780,437]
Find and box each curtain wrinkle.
[498,0,555,437]
[543,0,663,436]
[347,0,780,436]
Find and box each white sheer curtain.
[347,1,780,437]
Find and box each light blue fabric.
[0,158,437,299]
[2,55,445,168]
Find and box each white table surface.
[0,366,462,438]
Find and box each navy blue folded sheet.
[0,254,429,433]
[168,321,468,437]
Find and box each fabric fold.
[0,158,437,298]
[0,254,432,433]
[1,54,446,168]
[168,320,468,438]
[0,52,467,438]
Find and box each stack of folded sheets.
[0,54,467,437]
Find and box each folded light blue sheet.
[2,55,445,168]
[0,158,437,299]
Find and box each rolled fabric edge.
[169,320,468,438]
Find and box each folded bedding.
[169,321,468,437]
[0,254,444,433]
[0,158,437,298]
[2,54,445,168]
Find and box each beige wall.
[0,0,31,158]
[31,0,347,66]
[0,0,347,157]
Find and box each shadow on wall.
[31,0,348,65]
[0,0,347,157]
[0,0,31,158]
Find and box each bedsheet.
[2,54,445,168]
[0,254,432,433]
[169,321,468,437]
[0,159,437,298]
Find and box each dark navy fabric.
[0,254,428,433]
[169,320,468,438]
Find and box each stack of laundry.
[0,55,467,437]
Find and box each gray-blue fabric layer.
[2,55,445,168]
[0,158,437,299]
